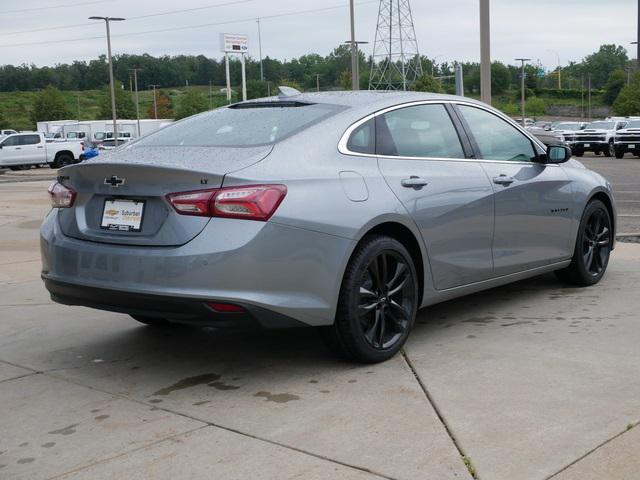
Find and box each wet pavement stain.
[48,424,78,436]
[18,442,28,447]
[90,409,101,414]
[501,320,533,327]
[153,373,222,396]
[320,390,330,394]
[193,400,211,406]
[149,399,163,404]
[348,380,357,383]
[462,316,496,324]
[467,334,477,339]
[94,415,110,421]
[254,391,300,403]
[17,458,35,464]
[309,380,318,384]
[208,381,240,391]
[41,443,55,448]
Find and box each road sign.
[220,33,249,53]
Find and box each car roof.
[239,90,487,112]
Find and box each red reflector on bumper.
[207,302,245,313]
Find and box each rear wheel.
[555,200,612,286]
[322,235,419,363]
[51,153,73,169]
[606,140,615,157]
[130,315,170,326]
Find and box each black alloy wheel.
[357,250,415,350]
[323,235,419,363]
[555,200,612,286]
[582,208,611,277]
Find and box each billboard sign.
[220,33,249,53]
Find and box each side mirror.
[546,145,572,164]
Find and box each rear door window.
[19,135,41,145]
[376,104,465,158]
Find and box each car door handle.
[37,146,44,149]
[401,176,429,188]
[493,175,515,185]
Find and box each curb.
[617,234,640,244]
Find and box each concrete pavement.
[0,178,639,479]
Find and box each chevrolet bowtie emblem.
[104,175,125,187]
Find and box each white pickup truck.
[613,118,640,158]
[572,119,628,157]
[0,132,84,170]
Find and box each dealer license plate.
[101,199,145,232]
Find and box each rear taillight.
[47,182,76,208]
[166,184,287,221]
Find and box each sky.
[0,0,637,69]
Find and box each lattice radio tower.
[369,0,423,91]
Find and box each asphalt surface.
[0,178,639,479]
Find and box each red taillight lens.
[47,182,76,208]
[166,185,287,221]
[207,302,245,313]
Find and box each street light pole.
[89,16,125,146]
[515,58,531,123]
[479,0,491,104]
[349,0,358,90]
[148,84,160,119]
[129,68,141,137]
[547,49,561,89]
[256,18,264,81]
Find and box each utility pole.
[225,54,231,103]
[148,84,160,119]
[89,16,125,146]
[129,68,142,137]
[316,74,321,92]
[479,0,491,104]
[581,74,585,119]
[344,40,368,90]
[349,0,358,90]
[588,73,592,121]
[515,58,531,123]
[256,18,264,81]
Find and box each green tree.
[613,73,640,116]
[175,90,209,119]
[500,103,519,116]
[491,61,510,94]
[582,44,629,88]
[410,74,445,93]
[246,80,269,99]
[99,82,135,119]
[0,109,6,129]
[29,85,72,124]
[526,97,546,116]
[603,69,626,105]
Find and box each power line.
[3,0,109,14]
[0,0,378,48]
[0,0,255,36]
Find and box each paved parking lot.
[1,156,639,479]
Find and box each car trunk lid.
[56,145,272,246]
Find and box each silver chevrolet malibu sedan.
[41,91,616,363]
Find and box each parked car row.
[540,117,640,159]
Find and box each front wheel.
[555,200,612,286]
[615,148,625,159]
[322,235,419,363]
[574,149,584,157]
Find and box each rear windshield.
[136,102,344,147]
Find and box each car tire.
[574,149,584,157]
[130,315,171,326]
[607,140,615,157]
[51,153,73,169]
[322,235,419,363]
[555,200,612,286]
[615,148,625,159]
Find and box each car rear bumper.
[40,210,355,327]
[44,278,305,328]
